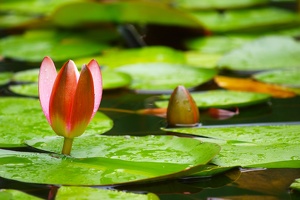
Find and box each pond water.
[0,70,300,199]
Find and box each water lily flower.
[39,56,102,155]
[167,85,199,127]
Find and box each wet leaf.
[218,36,300,71]
[155,90,270,109]
[163,124,300,168]
[190,8,300,32]
[214,76,297,98]
[51,1,202,28]
[253,68,300,88]
[56,186,159,200]
[0,189,42,200]
[0,30,109,62]
[174,0,268,10]
[116,63,217,92]
[0,136,220,185]
[0,98,113,147]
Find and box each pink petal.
[208,108,239,120]
[69,65,95,138]
[86,59,102,118]
[49,60,79,137]
[38,56,57,124]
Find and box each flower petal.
[49,60,79,137]
[87,59,102,118]
[38,56,57,124]
[69,65,95,138]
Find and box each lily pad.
[190,7,300,32]
[0,14,40,29]
[185,35,254,54]
[0,72,12,85]
[174,0,268,10]
[56,186,159,200]
[218,36,300,71]
[253,68,300,88]
[184,51,221,68]
[0,189,42,200]
[0,30,109,62]
[51,1,202,28]
[0,136,220,185]
[163,124,300,168]
[92,46,185,69]
[155,90,271,109]
[290,178,300,192]
[115,63,217,92]
[0,97,113,147]
[10,69,131,96]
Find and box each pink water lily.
[38,56,102,155]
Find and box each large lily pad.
[0,72,12,86]
[218,36,300,71]
[51,1,202,28]
[0,189,42,200]
[190,7,300,32]
[115,63,217,92]
[0,135,220,185]
[0,30,109,62]
[174,0,268,10]
[253,68,300,88]
[56,186,159,200]
[163,124,300,168]
[79,46,186,69]
[0,97,113,147]
[155,90,270,109]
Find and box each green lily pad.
[0,72,12,85]
[10,68,131,96]
[115,63,217,92]
[185,35,255,54]
[0,97,113,148]
[174,0,268,10]
[0,0,86,15]
[184,51,221,68]
[0,14,40,29]
[56,186,159,200]
[0,135,220,185]
[82,46,186,69]
[0,189,42,200]
[51,1,202,28]
[190,7,300,32]
[155,90,271,109]
[218,36,300,71]
[290,178,300,192]
[0,30,109,62]
[163,124,300,168]
[253,68,300,88]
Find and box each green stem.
[61,137,74,155]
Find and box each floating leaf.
[91,46,185,69]
[56,186,159,200]
[51,1,202,28]
[253,68,300,88]
[174,0,269,10]
[9,83,38,97]
[190,8,300,32]
[0,72,12,85]
[0,189,42,200]
[0,14,40,29]
[184,51,221,68]
[155,90,270,109]
[163,124,300,168]
[290,178,300,192]
[0,30,109,62]
[218,36,300,71]
[116,63,217,92]
[185,35,254,54]
[0,97,113,147]
[1,136,220,185]
[214,76,296,98]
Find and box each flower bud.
[167,85,200,127]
